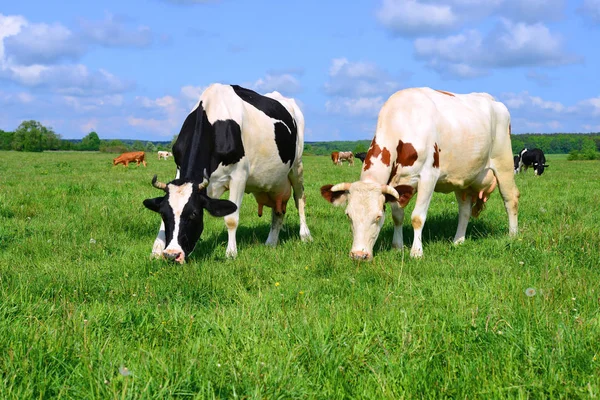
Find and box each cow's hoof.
[391,243,404,251]
[225,249,238,259]
[300,229,313,242]
[453,237,465,245]
[150,251,163,259]
[265,239,278,247]
[410,248,423,258]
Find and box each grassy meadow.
[0,150,599,398]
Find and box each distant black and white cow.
[355,152,367,163]
[514,155,520,174]
[518,148,548,176]
[143,84,312,263]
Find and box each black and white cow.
[355,152,367,163]
[143,84,312,263]
[518,148,548,176]
[513,155,520,174]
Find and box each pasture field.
[1,150,599,399]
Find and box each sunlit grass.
[0,151,599,398]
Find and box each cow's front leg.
[222,180,245,259]
[151,220,166,258]
[391,202,404,250]
[453,191,472,244]
[410,172,438,258]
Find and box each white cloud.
[325,97,385,117]
[579,0,600,24]
[325,58,401,97]
[180,85,206,107]
[251,73,301,95]
[376,0,459,37]
[0,14,135,96]
[414,20,578,79]
[3,21,83,65]
[78,14,154,48]
[375,0,566,37]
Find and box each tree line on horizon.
[1,120,599,160]
[304,133,600,161]
[0,120,175,154]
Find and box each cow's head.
[143,175,237,263]
[533,163,548,176]
[513,155,520,174]
[321,181,409,261]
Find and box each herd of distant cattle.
[108,84,550,262]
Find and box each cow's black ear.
[200,196,237,217]
[143,197,163,213]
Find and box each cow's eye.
[189,211,199,220]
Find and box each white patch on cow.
[164,182,194,257]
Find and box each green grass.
[0,151,599,399]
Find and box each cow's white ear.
[320,184,349,206]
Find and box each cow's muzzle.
[163,249,185,264]
[350,250,373,261]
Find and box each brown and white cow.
[321,88,519,259]
[337,151,355,166]
[331,151,340,165]
[113,151,147,167]
[158,151,173,160]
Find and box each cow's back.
[194,84,302,193]
[368,88,510,191]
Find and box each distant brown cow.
[113,151,147,167]
[331,151,340,165]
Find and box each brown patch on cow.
[508,123,512,135]
[363,139,391,171]
[435,89,455,97]
[331,151,340,165]
[320,184,347,204]
[225,216,237,229]
[411,215,423,230]
[387,162,399,184]
[433,143,440,168]
[396,140,418,167]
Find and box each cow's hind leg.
[265,209,285,247]
[410,171,439,258]
[492,160,519,237]
[288,161,312,242]
[453,191,472,244]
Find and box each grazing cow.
[158,151,173,160]
[321,87,519,259]
[143,83,312,263]
[113,151,147,167]
[518,148,548,176]
[355,152,367,163]
[337,151,355,166]
[514,155,520,174]
[331,151,340,165]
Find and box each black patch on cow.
[231,84,297,165]
[173,101,246,181]
[213,120,245,167]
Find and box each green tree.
[12,120,60,152]
[0,130,14,150]
[80,131,101,151]
[131,140,145,151]
[145,141,157,153]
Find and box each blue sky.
[1,0,600,141]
